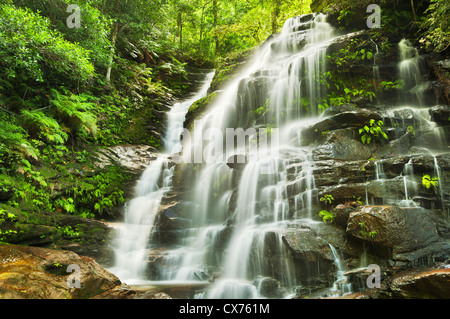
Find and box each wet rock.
[0,244,132,299]
[254,277,284,298]
[95,145,160,172]
[429,105,450,126]
[346,206,447,263]
[388,267,450,298]
[312,129,374,161]
[282,228,333,263]
[226,154,247,170]
[302,109,381,146]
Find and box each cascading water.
[108,12,447,299]
[159,13,341,298]
[108,72,215,284]
[398,39,427,106]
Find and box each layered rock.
[0,244,134,299]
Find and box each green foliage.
[0,3,95,85]
[0,208,18,242]
[381,80,404,90]
[406,125,416,137]
[359,119,388,144]
[319,210,334,223]
[50,89,98,141]
[422,174,439,192]
[320,194,334,205]
[418,0,450,52]
[20,110,68,145]
[358,222,378,240]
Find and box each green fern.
[20,109,68,145]
[0,119,38,160]
[50,89,98,140]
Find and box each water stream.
[107,12,448,298]
[108,72,215,284]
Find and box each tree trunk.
[105,0,120,83]
[213,0,219,56]
[271,0,280,34]
[177,12,183,50]
[105,20,119,83]
[410,0,417,22]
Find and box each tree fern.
[20,109,68,145]
[50,89,98,140]
[0,119,38,161]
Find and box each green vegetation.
[319,210,334,223]
[358,119,388,145]
[358,222,377,240]
[422,174,439,192]
[418,0,450,52]
[320,194,334,205]
[319,194,334,223]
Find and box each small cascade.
[109,72,215,284]
[370,39,381,89]
[109,157,171,283]
[398,39,427,106]
[433,155,446,210]
[293,158,318,219]
[399,159,419,208]
[328,244,351,296]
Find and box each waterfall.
[165,12,339,298]
[398,39,426,106]
[108,72,215,284]
[329,244,351,296]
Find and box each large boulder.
[429,105,450,126]
[388,267,450,298]
[346,206,449,263]
[0,244,134,299]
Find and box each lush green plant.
[406,125,416,137]
[20,110,68,145]
[358,222,378,240]
[422,174,439,192]
[319,210,334,223]
[0,208,18,242]
[381,80,404,90]
[359,119,388,144]
[50,89,98,141]
[0,3,95,85]
[418,0,450,52]
[320,194,334,205]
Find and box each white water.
[398,39,426,106]
[109,72,215,284]
[108,14,448,298]
[171,13,339,298]
[329,244,351,296]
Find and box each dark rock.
[302,109,381,146]
[388,267,450,298]
[226,154,247,170]
[282,228,333,263]
[346,206,448,263]
[312,129,375,161]
[429,105,450,126]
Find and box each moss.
[184,91,219,130]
